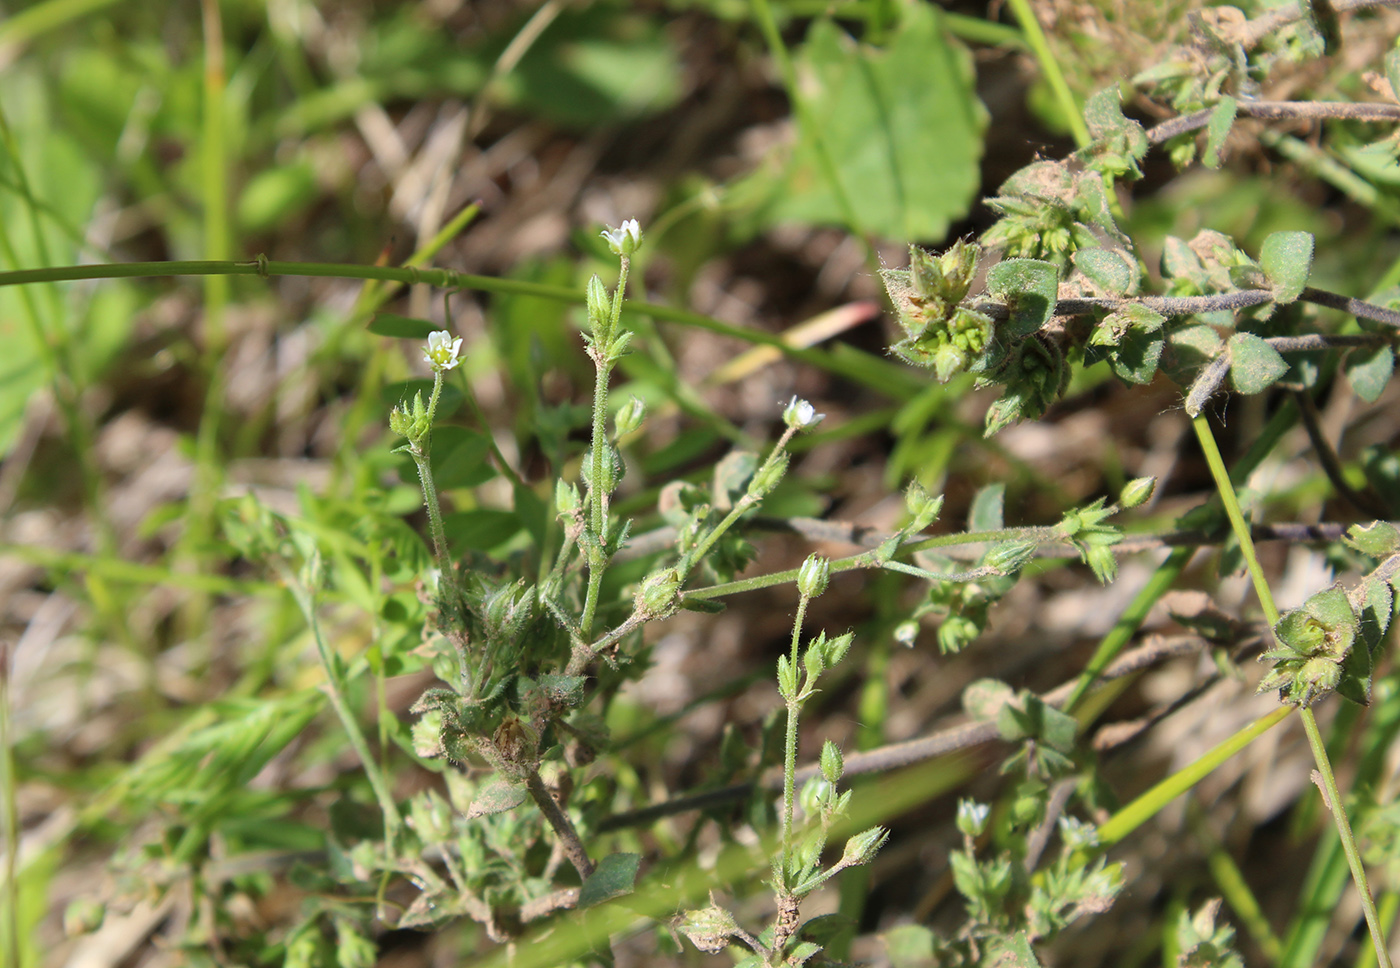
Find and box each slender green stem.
[285,570,404,848]
[579,256,630,640]
[1,644,19,968]
[1193,414,1392,968]
[780,595,812,885]
[1191,415,1280,625]
[413,371,454,579]
[1299,706,1393,968]
[1004,0,1090,147]
[682,427,798,578]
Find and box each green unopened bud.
[783,395,825,431]
[390,391,431,441]
[586,274,610,339]
[555,478,581,516]
[614,395,647,437]
[797,554,831,599]
[823,630,855,666]
[1119,476,1156,508]
[606,329,634,361]
[1085,542,1118,584]
[985,540,1036,574]
[838,826,889,868]
[905,482,945,532]
[956,799,991,838]
[636,567,682,617]
[748,452,789,497]
[582,445,622,494]
[938,615,980,654]
[820,739,844,784]
[800,775,831,817]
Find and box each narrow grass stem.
[1004,0,1090,148]
[1,644,19,968]
[1193,413,1392,968]
[285,573,404,848]
[1299,707,1394,968]
[1097,706,1292,846]
[1191,415,1280,626]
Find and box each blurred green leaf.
[762,4,986,241]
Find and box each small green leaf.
[1203,96,1237,169]
[1344,344,1394,403]
[1108,327,1164,385]
[1356,577,1393,653]
[988,259,1059,337]
[369,314,443,339]
[1162,324,1224,386]
[1073,248,1137,296]
[579,852,641,908]
[1345,521,1400,558]
[1227,332,1288,395]
[1387,49,1400,104]
[467,780,527,818]
[980,931,1043,968]
[963,678,1015,720]
[883,924,937,968]
[1259,231,1314,304]
[968,482,1005,531]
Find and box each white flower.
[423,330,463,371]
[601,218,643,256]
[782,395,824,430]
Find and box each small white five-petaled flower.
[783,396,824,430]
[424,330,463,371]
[601,218,643,256]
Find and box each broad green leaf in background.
[761,4,987,242]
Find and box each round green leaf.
[1259,230,1314,304]
[1227,332,1288,395]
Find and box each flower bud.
[555,478,581,516]
[636,567,683,617]
[838,826,889,868]
[820,739,844,784]
[747,452,789,497]
[614,396,647,437]
[423,330,463,371]
[894,620,920,648]
[783,395,825,431]
[905,482,945,532]
[823,631,854,667]
[1119,476,1156,509]
[796,554,830,599]
[800,775,830,817]
[956,798,991,838]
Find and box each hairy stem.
[525,769,595,880]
